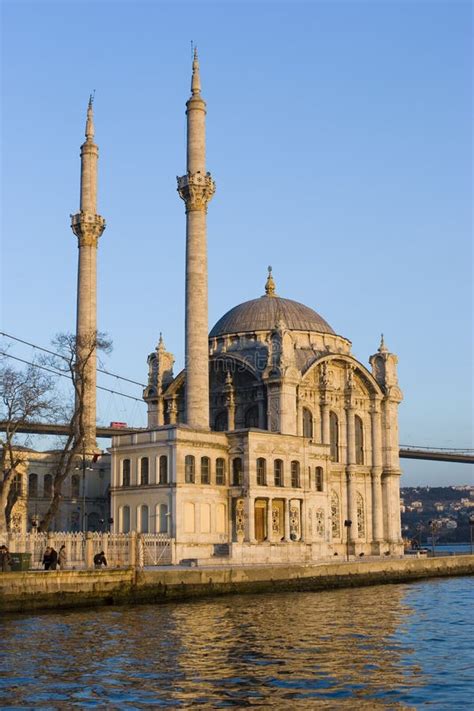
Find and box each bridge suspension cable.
[0,331,146,387]
[0,351,144,403]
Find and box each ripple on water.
[0,576,473,708]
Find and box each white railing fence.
[4,531,174,569]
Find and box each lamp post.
[469,515,474,555]
[75,447,93,533]
[344,519,352,562]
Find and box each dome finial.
[378,333,388,353]
[265,265,276,296]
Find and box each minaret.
[178,49,215,429]
[71,96,106,451]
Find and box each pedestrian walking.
[0,545,11,572]
[58,544,67,570]
[43,546,58,570]
[93,550,107,569]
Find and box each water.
[1,576,473,708]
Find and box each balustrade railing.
[4,531,174,569]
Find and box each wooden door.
[255,506,266,542]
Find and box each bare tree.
[38,331,112,531]
[0,331,112,533]
[0,361,57,534]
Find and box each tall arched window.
[355,416,364,465]
[71,474,80,498]
[315,467,324,492]
[245,405,259,428]
[12,473,22,496]
[43,474,52,498]
[357,492,365,538]
[329,412,339,462]
[331,490,340,538]
[274,459,284,487]
[214,410,228,432]
[158,503,168,533]
[122,459,131,487]
[291,461,300,488]
[139,505,149,533]
[28,473,38,498]
[303,408,313,438]
[216,458,226,485]
[120,505,130,533]
[185,455,195,483]
[140,457,149,485]
[232,458,242,486]
[159,455,168,484]
[201,456,210,484]
[256,458,266,486]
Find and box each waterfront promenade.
[1,554,473,614]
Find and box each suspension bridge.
[1,331,472,465]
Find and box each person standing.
[0,545,11,572]
[58,545,67,570]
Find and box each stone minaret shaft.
[178,50,215,429]
[71,98,106,451]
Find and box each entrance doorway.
[254,499,267,542]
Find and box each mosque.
[107,51,404,564]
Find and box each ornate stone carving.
[235,498,245,542]
[177,171,215,212]
[289,504,300,539]
[71,211,106,247]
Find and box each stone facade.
[111,53,404,564]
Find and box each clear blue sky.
[1,0,472,486]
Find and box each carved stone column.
[257,388,266,429]
[284,499,291,541]
[370,399,384,542]
[266,498,273,542]
[346,471,357,543]
[320,401,330,445]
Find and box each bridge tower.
[71,97,106,451]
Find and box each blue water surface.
[0,576,473,708]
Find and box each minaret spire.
[191,47,201,96]
[178,50,215,429]
[71,97,106,451]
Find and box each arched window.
[43,474,52,498]
[315,467,324,492]
[28,473,38,498]
[214,410,228,432]
[256,458,266,486]
[232,458,242,486]
[357,492,365,538]
[122,459,131,487]
[12,473,22,496]
[158,503,168,533]
[355,416,364,465]
[139,505,149,533]
[120,505,130,533]
[71,474,80,498]
[274,459,284,487]
[330,412,339,462]
[303,408,313,438]
[159,455,168,484]
[291,461,300,488]
[216,458,226,485]
[185,455,195,483]
[245,405,259,428]
[201,456,210,484]
[331,490,340,538]
[140,457,149,485]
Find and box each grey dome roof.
[209,295,335,338]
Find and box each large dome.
[210,295,335,338]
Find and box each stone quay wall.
[1,556,473,614]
